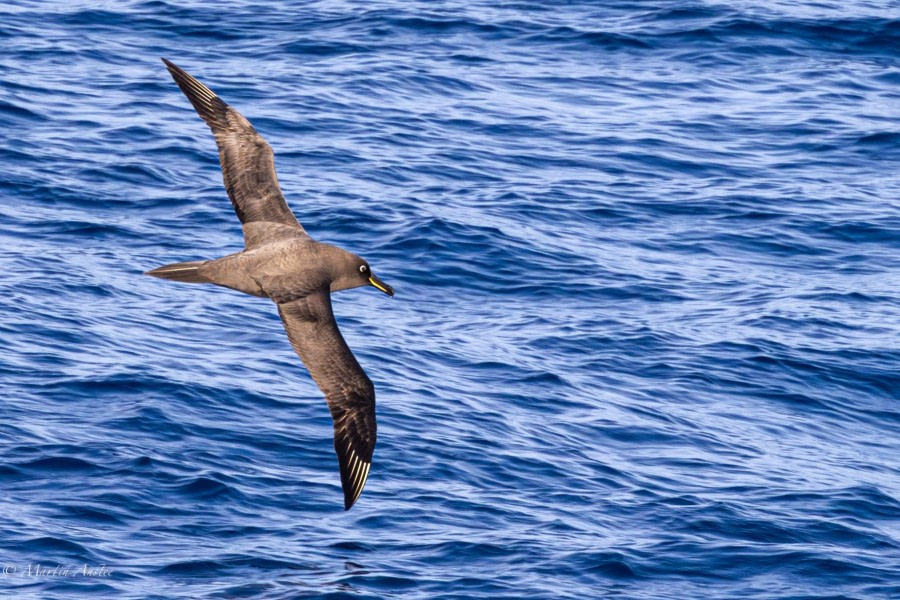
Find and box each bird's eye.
[359,265,368,273]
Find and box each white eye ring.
[359,265,368,273]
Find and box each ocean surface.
[1,1,899,598]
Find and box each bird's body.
[165,238,367,298]
[146,59,393,510]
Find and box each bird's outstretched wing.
[276,290,377,510]
[162,58,307,247]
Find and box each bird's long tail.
[145,260,210,283]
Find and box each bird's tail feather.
[145,260,210,283]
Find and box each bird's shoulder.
[242,222,310,250]
[244,239,333,304]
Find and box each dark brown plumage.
[162,58,303,238]
[147,59,394,510]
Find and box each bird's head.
[329,248,394,297]
[355,261,394,297]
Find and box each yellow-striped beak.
[368,274,394,297]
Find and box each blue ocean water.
[1,0,899,597]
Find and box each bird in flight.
[146,58,393,510]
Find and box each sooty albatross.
[146,59,393,510]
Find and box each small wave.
[18,457,100,472]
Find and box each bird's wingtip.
[343,488,358,511]
[160,58,182,73]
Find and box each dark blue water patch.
[829,485,900,521]
[209,582,277,598]
[0,465,24,481]
[804,212,900,246]
[525,26,653,50]
[388,15,506,36]
[0,98,49,124]
[172,476,239,500]
[561,549,641,580]
[282,41,374,58]
[53,504,129,526]
[17,456,100,473]
[59,7,243,42]
[448,53,495,64]
[40,581,123,597]
[12,218,140,241]
[648,15,900,58]
[8,536,95,560]
[853,131,900,161]
[157,559,228,577]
